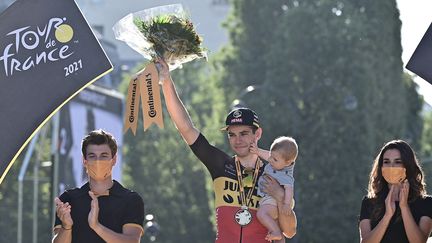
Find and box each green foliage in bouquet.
[134,15,205,61]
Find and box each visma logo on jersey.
[0,17,83,78]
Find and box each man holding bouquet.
[157,59,297,243]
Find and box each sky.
[397,0,432,105]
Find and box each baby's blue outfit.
[258,162,294,197]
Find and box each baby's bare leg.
[257,204,282,241]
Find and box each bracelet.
[62,225,72,230]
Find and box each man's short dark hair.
[81,129,117,159]
[251,126,258,134]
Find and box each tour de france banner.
[0,0,113,185]
[113,4,207,135]
[406,22,432,85]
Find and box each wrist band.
[62,225,72,230]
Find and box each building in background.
[95,31,123,88]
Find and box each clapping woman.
[359,140,432,243]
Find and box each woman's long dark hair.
[366,140,426,221]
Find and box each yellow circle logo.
[55,24,74,43]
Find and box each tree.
[0,126,53,243]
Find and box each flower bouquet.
[113,4,207,134]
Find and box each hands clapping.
[54,190,103,231]
[399,179,410,209]
[384,179,410,218]
[55,197,73,229]
[88,191,100,229]
[384,185,396,218]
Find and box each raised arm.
[156,59,200,145]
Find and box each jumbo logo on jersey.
[214,178,260,209]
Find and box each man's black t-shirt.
[54,180,144,243]
[359,195,432,243]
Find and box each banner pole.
[17,131,40,243]
[50,113,60,237]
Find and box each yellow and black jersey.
[190,133,268,243]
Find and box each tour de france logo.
[0,17,83,78]
[55,23,74,43]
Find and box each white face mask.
[382,167,406,184]
[85,159,113,180]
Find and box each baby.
[252,136,298,241]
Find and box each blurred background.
[1,0,432,242]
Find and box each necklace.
[234,156,260,226]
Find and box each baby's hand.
[249,143,259,155]
[280,203,292,215]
